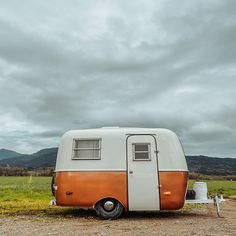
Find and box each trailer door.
[127,135,160,211]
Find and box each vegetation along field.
[0,176,236,215]
[0,176,71,215]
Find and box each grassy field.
[0,176,235,215]
[0,176,76,215]
[188,179,236,197]
[0,176,54,215]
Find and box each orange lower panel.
[159,171,188,210]
[55,171,127,210]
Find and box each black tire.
[51,175,55,197]
[95,198,124,220]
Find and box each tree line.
[0,167,54,176]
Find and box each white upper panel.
[55,128,188,172]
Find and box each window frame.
[72,138,102,160]
[132,143,151,161]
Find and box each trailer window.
[132,143,150,161]
[72,139,101,160]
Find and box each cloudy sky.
[0,0,235,157]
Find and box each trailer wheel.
[51,175,55,197]
[95,198,123,220]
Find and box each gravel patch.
[0,200,235,236]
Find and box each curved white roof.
[55,127,188,172]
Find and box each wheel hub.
[103,200,115,211]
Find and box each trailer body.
[53,128,188,218]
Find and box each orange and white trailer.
[52,127,189,219]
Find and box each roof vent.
[101,126,120,129]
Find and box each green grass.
[188,179,236,197]
[0,176,74,215]
[0,176,235,215]
[0,176,51,201]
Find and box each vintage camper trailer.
[52,127,188,219]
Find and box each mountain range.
[0,149,22,160]
[0,148,236,175]
[0,148,57,168]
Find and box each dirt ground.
[0,199,235,236]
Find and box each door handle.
[129,171,133,174]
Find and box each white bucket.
[193,182,208,200]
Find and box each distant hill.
[0,148,235,175]
[186,155,236,176]
[0,149,22,160]
[0,148,57,168]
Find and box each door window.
[132,143,151,161]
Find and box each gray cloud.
[0,0,235,157]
